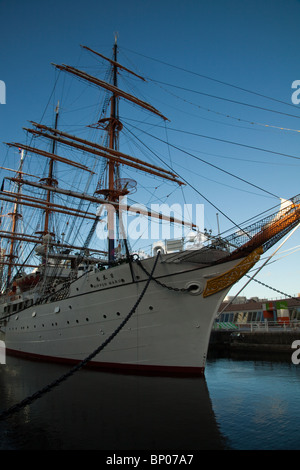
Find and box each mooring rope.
[0,253,160,421]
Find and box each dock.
[209,325,300,353]
[210,293,300,354]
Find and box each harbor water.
[0,352,300,451]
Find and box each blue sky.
[1,0,300,300]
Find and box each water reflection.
[0,356,227,450]
[206,352,300,450]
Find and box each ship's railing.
[213,320,300,332]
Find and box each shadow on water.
[0,356,229,450]
[207,347,295,364]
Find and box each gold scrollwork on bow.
[203,246,263,298]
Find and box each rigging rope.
[0,253,160,421]
[152,80,300,134]
[121,46,300,113]
[123,121,279,199]
[148,78,300,120]
[132,120,300,164]
[123,123,275,235]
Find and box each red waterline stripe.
[6,348,205,377]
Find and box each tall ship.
[0,38,299,376]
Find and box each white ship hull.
[0,251,250,376]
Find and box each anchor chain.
[0,253,160,421]
[136,257,188,293]
[137,257,300,302]
[245,274,300,303]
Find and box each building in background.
[216,294,300,325]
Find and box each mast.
[44,102,59,235]
[3,41,181,272]
[108,35,120,262]
[6,149,24,287]
[38,102,59,236]
[51,39,173,262]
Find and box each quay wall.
[209,330,300,353]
